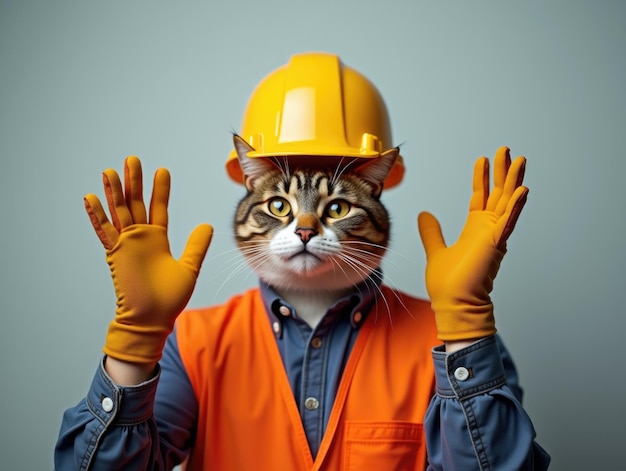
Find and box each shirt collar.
[259,270,382,338]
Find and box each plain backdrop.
[1,1,624,469]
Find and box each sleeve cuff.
[432,335,507,400]
[85,357,161,427]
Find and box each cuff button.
[454,366,470,381]
[101,396,114,412]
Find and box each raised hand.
[84,156,213,364]
[417,147,528,342]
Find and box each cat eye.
[325,200,351,219]
[268,197,292,217]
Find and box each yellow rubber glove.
[84,156,213,364]
[417,147,528,342]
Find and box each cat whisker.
[203,242,266,269]
[336,245,416,325]
[341,240,413,261]
[211,249,274,300]
[210,256,256,296]
[340,247,416,320]
[200,237,271,294]
[270,156,292,183]
[338,246,385,267]
[340,241,418,289]
[329,157,359,189]
[335,255,395,327]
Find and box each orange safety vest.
[176,285,439,470]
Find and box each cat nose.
[295,227,318,244]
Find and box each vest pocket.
[343,421,424,471]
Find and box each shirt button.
[278,306,291,317]
[353,311,363,324]
[101,397,114,412]
[311,337,322,349]
[454,367,470,381]
[272,321,281,334]
[304,397,319,410]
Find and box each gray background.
[1,1,624,469]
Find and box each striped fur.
[232,135,398,292]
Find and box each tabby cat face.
[233,135,398,292]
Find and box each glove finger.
[494,185,529,249]
[179,224,214,273]
[469,157,489,211]
[495,156,526,216]
[103,168,133,231]
[84,193,120,250]
[123,156,147,224]
[149,167,170,228]
[486,146,511,212]
[417,211,446,258]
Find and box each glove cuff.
[103,321,171,364]
[432,302,496,342]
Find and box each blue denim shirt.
[55,283,550,470]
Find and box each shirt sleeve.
[54,329,197,470]
[424,335,551,470]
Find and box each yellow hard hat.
[226,52,404,189]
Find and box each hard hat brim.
[226,149,405,190]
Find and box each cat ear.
[353,147,399,197]
[233,134,278,190]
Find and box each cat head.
[232,134,398,293]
